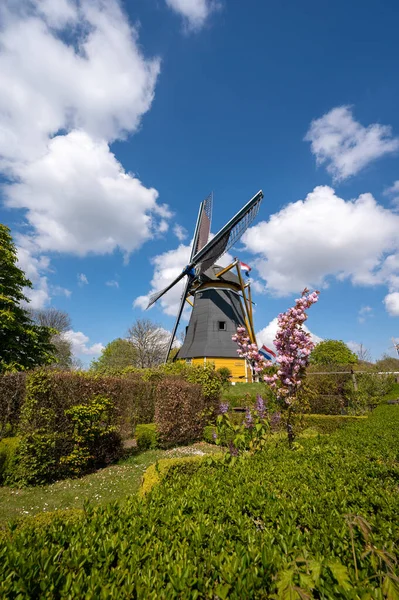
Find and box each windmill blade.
[192,190,263,276]
[190,192,213,261]
[146,270,187,309]
[164,278,191,362]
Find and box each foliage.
[154,377,206,447]
[135,424,158,450]
[310,339,358,366]
[139,455,215,497]
[60,396,122,478]
[8,369,153,485]
[301,414,367,434]
[345,373,395,414]
[159,361,223,403]
[213,396,274,459]
[0,437,19,484]
[216,366,232,386]
[90,338,138,372]
[0,372,26,439]
[0,224,56,373]
[1,406,398,598]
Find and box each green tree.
[0,224,56,372]
[310,339,358,366]
[90,338,137,372]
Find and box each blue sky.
[1,0,399,363]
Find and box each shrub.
[140,455,214,496]
[302,414,367,434]
[60,395,122,478]
[155,377,205,447]
[0,437,19,484]
[0,373,26,439]
[216,367,232,386]
[0,406,398,598]
[135,424,158,450]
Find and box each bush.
[216,367,232,386]
[1,406,398,598]
[0,373,26,439]
[155,377,205,447]
[0,437,19,484]
[302,414,367,434]
[140,455,214,496]
[135,424,158,450]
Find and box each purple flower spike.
[270,412,281,430]
[219,402,229,415]
[212,431,217,440]
[255,395,266,419]
[244,407,254,429]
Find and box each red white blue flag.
[240,261,251,276]
[259,344,276,361]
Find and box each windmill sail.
[147,190,263,310]
[193,190,263,275]
[191,192,213,261]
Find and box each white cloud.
[384,180,399,207]
[62,330,104,356]
[16,246,50,309]
[243,186,399,301]
[135,241,233,316]
[0,0,160,168]
[52,285,72,298]
[78,273,88,285]
[106,280,119,288]
[173,224,188,241]
[256,317,322,353]
[165,0,220,31]
[358,305,373,324]
[384,292,399,317]
[0,0,169,300]
[305,106,399,181]
[4,130,168,257]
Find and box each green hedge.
[135,424,158,450]
[0,437,19,484]
[302,414,367,434]
[1,406,398,598]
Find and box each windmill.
[392,337,399,358]
[147,190,264,382]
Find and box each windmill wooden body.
[147,191,263,382]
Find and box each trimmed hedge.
[140,455,213,497]
[203,414,368,444]
[0,406,398,598]
[0,437,19,484]
[302,414,367,434]
[155,377,207,448]
[135,424,158,450]
[0,373,26,439]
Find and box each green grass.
[221,382,268,407]
[0,442,218,525]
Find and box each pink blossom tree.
[233,288,320,446]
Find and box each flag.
[259,344,276,361]
[240,261,251,276]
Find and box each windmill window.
[218,321,227,331]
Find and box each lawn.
[0,442,218,525]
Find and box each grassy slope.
[0,443,218,524]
